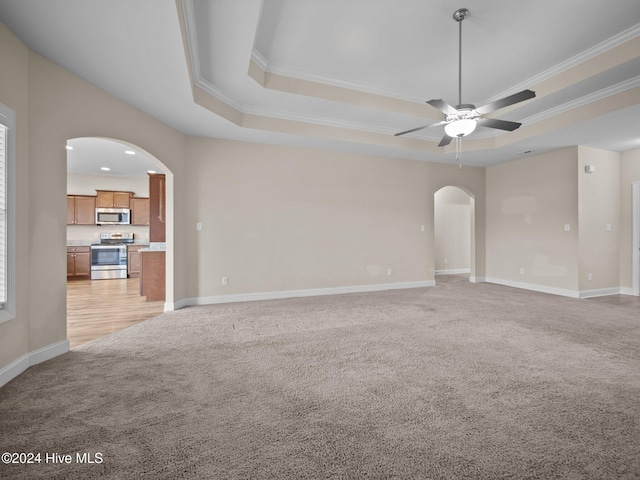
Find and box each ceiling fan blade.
[395,125,429,136]
[476,89,535,115]
[477,117,522,131]
[438,134,453,147]
[394,122,443,137]
[427,99,458,115]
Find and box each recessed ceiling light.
[147,170,156,174]
[101,167,111,171]
[124,150,136,155]
[65,145,74,150]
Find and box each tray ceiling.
[1,0,639,169]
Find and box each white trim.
[620,287,635,296]
[469,276,486,283]
[632,182,640,296]
[0,102,15,324]
[485,277,580,298]
[578,288,622,299]
[522,75,640,126]
[483,23,640,103]
[0,340,69,389]
[163,301,175,312]
[250,51,423,104]
[253,23,640,108]
[243,104,399,136]
[484,277,630,299]
[173,281,435,309]
[435,269,471,275]
[184,0,640,141]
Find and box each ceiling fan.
[395,8,535,147]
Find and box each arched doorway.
[434,186,474,282]
[66,137,173,347]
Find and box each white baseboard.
[163,301,175,312]
[173,280,436,310]
[470,276,486,283]
[579,287,623,299]
[0,339,69,389]
[620,287,636,296]
[435,269,471,275]
[485,277,580,298]
[485,277,628,299]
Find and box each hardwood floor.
[67,277,164,348]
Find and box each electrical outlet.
[387,268,392,276]
[221,277,228,286]
[444,258,448,264]
[519,268,525,275]
[588,273,593,281]
[196,222,202,231]
[564,224,571,232]
[420,225,425,232]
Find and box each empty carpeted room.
[1,1,640,479]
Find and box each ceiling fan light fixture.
[444,118,477,138]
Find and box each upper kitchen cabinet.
[130,197,150,226]
[96,190,134,208]
[67,195,96,225]
[148,174,165,242]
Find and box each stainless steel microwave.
[95,208,131,225]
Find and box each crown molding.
[180,0,640,149]
[522,75,640,125]
[483,23,640,103]
[252,23,640,108]
[250,49,425,104]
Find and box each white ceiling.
[66,138,161,177]
[1,0,640,172]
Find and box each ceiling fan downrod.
[453,8,469,108]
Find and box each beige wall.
[0,23,31,370]
[434,186,471,272]
[0,18,488,379]
[0,22,188,374]
[183,137,485,301]
[8,11,635,385]
[577,146,620,292]
[487,146,625,296]
[620,148,640,291]
[486,148,580,293]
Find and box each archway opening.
[434,186,474,282]
[65,137,173,347]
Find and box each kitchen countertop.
[67,241,149,247]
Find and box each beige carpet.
[1,276,639,479]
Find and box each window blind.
[0,124,6,307]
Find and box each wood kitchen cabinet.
[140,250,165,301]
[67,246,91,279]
[96,190,134,208]
[67,195,96,225]
[127,244,147,278]
[148,174,165,242]
[130,197,150,226]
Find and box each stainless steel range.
[91,232,134,280]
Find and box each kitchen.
[66,137,167,346]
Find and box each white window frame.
[0,101,15,324]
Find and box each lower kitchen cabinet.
[67,246,91,279]
[140,250,165,301]
[127,244,147,278]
